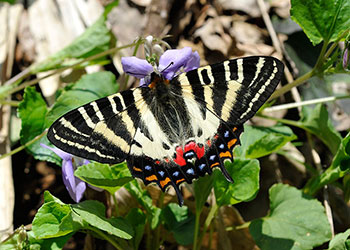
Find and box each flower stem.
[0,130,47,161]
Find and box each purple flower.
[343,47,349,70]
[41,144,88,202]
[122,47,200,86]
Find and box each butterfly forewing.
[48,88,147,163]
[178,56,284,125]
[48,56,284,205]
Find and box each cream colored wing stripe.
[78,107,96,129]
[239,60,278,120]
[52,128,115,160]
[58,117,90,137]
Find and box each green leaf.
[250,184,332,250]
[162,203,195,245]
[125,208,147,249]
[75,162,133,194]
[304,132,350,195]
[18,87,61,165]
[214,158,260,206]
[72,200,133,239]
[291,0,350,45]
[32,201,76,239]
[328,229,350,250]
[27,231,73,250]
[30,1,118,73]
[193,174,214,211]
[297,104,341,154]
[124,181,161,230]
[43,190,65,205]
[237,124,297,159]
[45,71,118,127]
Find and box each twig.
[323,185,335,238]
[0,130,47,161]
[264,95,350,112]
[256,0,302,107]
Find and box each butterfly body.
[48,56,284,205]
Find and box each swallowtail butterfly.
[48,56,284,205]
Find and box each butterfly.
[48,56,284,205]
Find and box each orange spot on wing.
[146,175,157,181]
[210,162,220,168]
[160,177,171,188]
[149,81,156,89]
[176,178,185,184]
[133,167,142,172]
[220,151,232,158]
[233,127,237,132]
[228,139,237,149]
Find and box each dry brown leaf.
[270,0,291,19]
[217,0,269,18]
[194,17,234,56]
[230,21,264,45]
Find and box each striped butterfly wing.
[48,88,149,163]
[48,56,284,205]
[127,56,284,204]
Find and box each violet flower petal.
[62,160,86,203]
[184,51,200,72]
[40,143,71,161]
[343,48,349,69]
[159,47,192,79]
[139,78,148,87]
[121,57,153,78]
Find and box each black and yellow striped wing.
[48,56,284,204]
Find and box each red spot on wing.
[184,141,196,152]
[174,142,206,166]
[174,146,186,166]
[196,145,205,159]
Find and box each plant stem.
[268,70,315,100]
[2,43,138,97]
[314,40,330,72]
[264,94,350,112]
[195,203,219,250]
[192,208,202,250]
[258,114,302,128]
[0,100,20,106]
[0,130,47,161]
[85,225,123,250]
[153,192,165,249]
[121,38,143,91]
